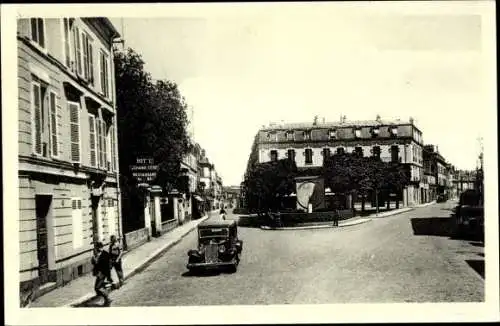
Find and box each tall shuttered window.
[97,119,108,169]
[62,18,72,67]
[73,26,82,75]
[31,82,43,155]
[305,148,313,164]
[30,18,45,48]
[49,91,59,157]
[72,198,83,249]
[68,102,81,163]
[100,51,109,98]
[89,115,97,167]
[81,32,94,83]
[110,124,116,171]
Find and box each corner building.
[17,17,121,298]
[246,118,425,207]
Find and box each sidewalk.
[29,214,210,308]
[260,207,413,231]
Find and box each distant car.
[455,190,484,238]
[436,194,447,203]
[187,220,243,273]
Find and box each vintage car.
[455,189,484,239]
[187,220,243,273]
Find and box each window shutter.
[88,42,94,84]
[97,119,103,168]
[32,83,42,155]
[49,92,58,157]
[82,33,88,79]
[69,102,81,163]
[72,198,83,249]
[89,115,97,167]
[110,125,116,171]
[75,28,82,75]
[72,26,78,73]
[37,19,45,47]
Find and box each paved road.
[86,202,484,306]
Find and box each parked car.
[436,194,447,203]
[455,189,484,239]
[187,220,243,273]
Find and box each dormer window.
[286,130,294,141]
[354,128,362,138]
[371,127,379,137]
[267,131,277,141]
[303,130,311,140]
[390,126,398,137]
[329,129,337,139]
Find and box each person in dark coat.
[91,241,112,306]
[109,235,124,286]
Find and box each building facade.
[423,145,449,201]
[17,17,121,299]
[223,186,241,209]
[245,117,425,206]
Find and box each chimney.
[409,116,414,124]
[376,114,381,122]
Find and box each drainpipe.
[110,33,124,245]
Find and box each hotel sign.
[130,157,158,184]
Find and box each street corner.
[338,218,373,227]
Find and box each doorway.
[35,195,52,285]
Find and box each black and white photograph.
[2,1,499,325]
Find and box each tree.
[243,159,298,213]
[115,48,190,192]
[383,162,411,209]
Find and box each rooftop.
[260,118,414,131]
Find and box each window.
[62,18,72,67]
[371,127,379,137]
[72,198,83,249]
[88,115,97,167]
[336,147,345,155]
[100,51,110,98]
[390,145,399,163]
[31,82,43,155]
[110,124,117,171]
[372,146,381,159]
[73,26,82,75]
[68,101,81,163]
[49,91,59,157]
[305,148,313,164]
[322,148,331,158]
[270,150,278,161]
[82,32,94,84]
[286,131,294,141]
[354,128,362,138]
[329,129,337,139]
[97,118,108,169]
[390,126,398,137]
[287,149,296,161]
[354,146,363,157]
[30,18,45,48]
[303,130,311,140]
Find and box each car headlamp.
[218,245,226,253]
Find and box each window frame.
[61,18,73,68]
[99,49,110,98]
[48,90,60,158]
[354,128,362,139]
[31,81,43,156]
[68,100,82,164]
[287,149,296,161]
[304,148,313,164]
[30,18,47,50]
[270,149,278,162]
[328,129,337,140]
[88,113,97,168]
[71,197,83,249]
[372,146,381,159]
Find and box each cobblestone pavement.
[81,202,484,306]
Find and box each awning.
[193,195,203,201]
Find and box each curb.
[64,215,209,307]
[260,218,372,230]
[259,207,415,231]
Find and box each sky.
[108,2,494,187]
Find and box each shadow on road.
[410,217,454,237]
[74,296,109,308]
[466,259,485,279]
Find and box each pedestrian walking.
[333,207,340,227]
[220,206,227,220]
[109,235,125,287]
[91,241,112,306]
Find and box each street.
[84,202,484,306]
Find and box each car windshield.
[199,228,229,239]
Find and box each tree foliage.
[243,159,298,212]
[115,48,190,191]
